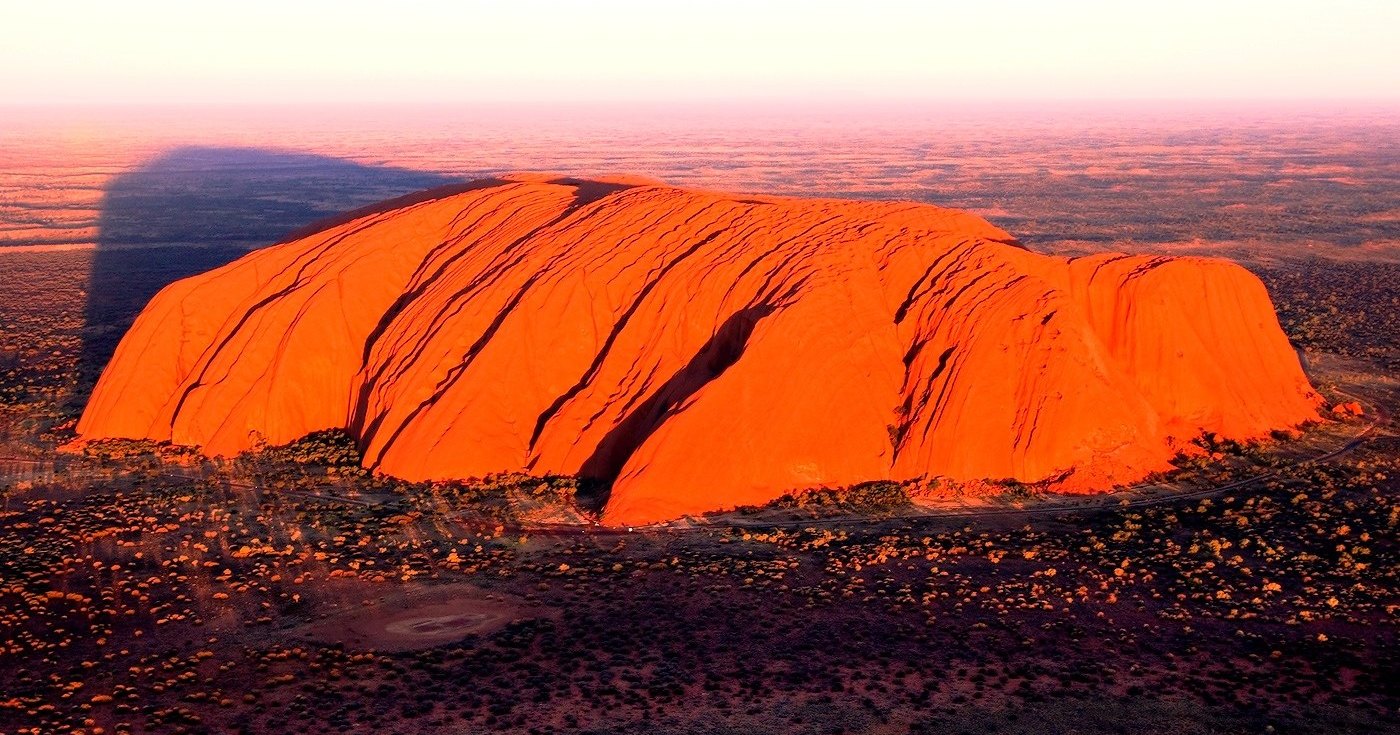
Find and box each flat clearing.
[298,584,556,652]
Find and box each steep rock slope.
[76,175,1321,524]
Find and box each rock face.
[77,175,1321,525]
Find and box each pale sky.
[2,0,1397,105]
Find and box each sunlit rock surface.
[77,175,1321,524]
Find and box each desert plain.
[0,104,1396,734]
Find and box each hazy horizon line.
[7,96,1399,108]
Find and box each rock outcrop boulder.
[77,175,1321,524]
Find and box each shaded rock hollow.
[76,175,1321,525]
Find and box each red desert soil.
[75,174,1321,524]
[296,584,553,652]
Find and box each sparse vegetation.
[1,121,1396,734]
[767,480,915,513]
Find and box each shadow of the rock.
[79,146,462,396]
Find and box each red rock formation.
[1332,401,1364,417]
[76,175,1321,525]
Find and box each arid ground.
[0,105,1396,734]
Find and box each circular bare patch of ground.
[296,583,556,651]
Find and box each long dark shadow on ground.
[79,146,463,397]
